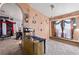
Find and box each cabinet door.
[23,39,34,54]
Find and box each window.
[54,17,77,39]
[63,19,71,39]
[55,21,62,38]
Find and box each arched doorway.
[0,3,23,38]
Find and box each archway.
[0,3,23,37]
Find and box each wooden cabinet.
[22,39,45,55]
[22,28,45,55]
[22,39,34,55]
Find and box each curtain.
[71,18,76,38]
[55,21,62,38]
[54,17,76,39]
[63,19,71,39]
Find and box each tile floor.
[0,38,79,55]
[0,39,22,55]
[46,39,79,55]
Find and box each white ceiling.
[30,3,53,17]
[30,3,79,17]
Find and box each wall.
[19,3,49,39]
[18,3,30,28]
[29,7,49,39]
[73,16,79,40]
[18,3,30,14]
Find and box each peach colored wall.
[18,3,30,13]
[28,7,49,39]
[18,3,49,39]
[73,16,79,40]
[49,21,52,38]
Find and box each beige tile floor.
[0,38,79,55]
[0,39,22,55]
[46,39,79,55]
